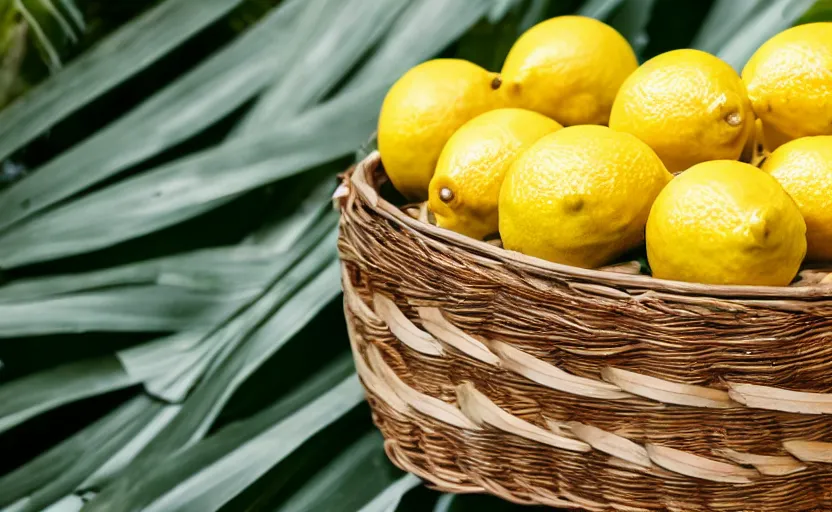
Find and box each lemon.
[609,49,753,174]
[499,125,672,268]
[500,16,637,126]
[378,59,501,200]
[428,108,561,240]
[762,136,832,262]
[647,160,806,286]
[742,23,832,150]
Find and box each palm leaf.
[358,474,423,512]
[14,0,63,73]
[119,217,338,403]
[233,0,410,131]
[29,0,80,43]
[434,494,457,511]
[55,0,83,32]
[0,209,337,449]
[36,494,85,512]
[347,0,493,88]
[0,0,243,162]
[0,112,362,267]
[273,431,402,512]
[0,356,135,434]
[85,357,359,512]
[0,0,493,267]
[578,0,625,19]
[0,396,171,510]
[691,0,765,54]
[0,246,274,302]
[717,0,818,70]
[89,374,364,512]
[798,0,832,22]
[607,0,656,55]
[0,172,335,302]
[519,0,552,31]
[0,285,253,335]
[0,0,309,232]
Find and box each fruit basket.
[336,151,832,512]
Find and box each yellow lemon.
[499,125,672,268]
[742,23,832,150]
[378,59,502,200]
[647,160,806,286]
[500,16,637,126]
[428,108,561,240]
[762,136,832,262]
[609,49,753,174]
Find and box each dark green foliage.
[0,1,830,511]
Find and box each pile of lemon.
[377,16,832,287]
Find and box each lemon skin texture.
[499,125,672,268]
[610,49,754,174]
[762,136,832,262]
[378,59,501,200]
[647,160,806,286]
[742,23,832,150]
[500,16,637,126]
[428,108,562,240]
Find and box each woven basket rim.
[347,151,832,301]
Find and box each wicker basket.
[336,151,832,512]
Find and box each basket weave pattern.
[337,152,832,511]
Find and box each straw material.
[337,152,832,511]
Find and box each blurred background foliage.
[0,1,829,511]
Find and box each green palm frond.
[715,0,817,69]
[577,0,624,19]
[0,0,243,163]
[0,1,29,107]
[1,1,831,511]
[0,0,87,108]
[17,0,85,69]
[799,0,832,22]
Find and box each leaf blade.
[85,251,343,509]
[358,474,422,512]
[0,396,170,511]
[0,0,244,162]
[0,98,372,267]
[578,0,625,19]
[690,0,765,54]
[118,215,338,403]
[0,0,310,232]
[234,0,410,132]
[0,285,255,336]
[85,355,356,512]
[607,0,656,55]
[274,431,401,512]
[148,375,363,512]
[0,356,135,434]
[717,0,816,70]
[347,0,492,90]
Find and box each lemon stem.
[439,187,454,202]
[725,112,742,126]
